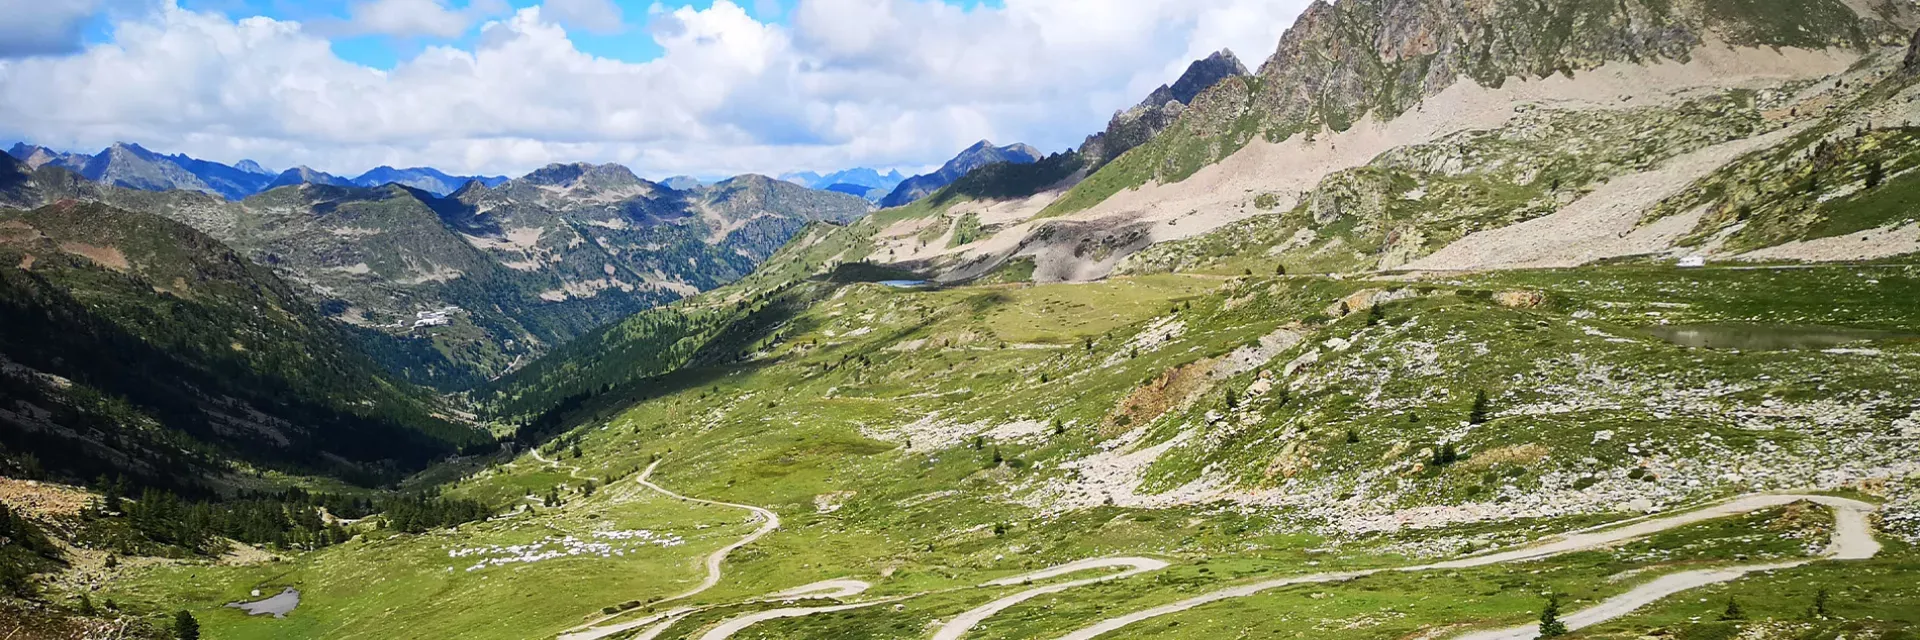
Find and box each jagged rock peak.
[1162,49,1249,106]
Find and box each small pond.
[227,588,300,618]
[1644,324,1914,351]
[878,280,930,288]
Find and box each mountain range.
[5,142,510,200]
[0,152,872,388]
[780,167,908,202]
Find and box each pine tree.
[1469,390,1492,424]
[1367,303,1385,326]
[1346,429,1361,444]
[78,593,96,615]
[1807,587,1831,619]
[1537,593,1568,638]
[174,611,201,640]
[99,476,123,516]
[1721,596,1746,621]
[1275,264,1287,276]
[1867,159,1885,189]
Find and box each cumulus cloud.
[0,0,102,58]
[542,0,624,35]
[0,0,1307,178]
[328,0,509,38]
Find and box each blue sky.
[152,0,1007,68]
[4,0,1303,178]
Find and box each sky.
[0,0,1309,180]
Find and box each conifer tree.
[1470,390,1492,424]
[1807,587,1831,619]
[174,611,200,640]
[1537,593,1568,638]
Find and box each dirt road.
[1056,494,1879,640]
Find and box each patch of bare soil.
[55,243,130,272]
[1105,360,1215,437]
[0,477,92,519]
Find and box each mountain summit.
[1081,49,1248,169]
[880,141,1044,207]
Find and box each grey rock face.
[1081,49,1249,169]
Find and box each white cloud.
[331,0,509,39]
[542,0,624,35]
[0,0,102,58]
[0,0,1307,179]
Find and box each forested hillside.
[0,201,485,491]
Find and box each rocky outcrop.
[1905,25,1920,73]
[1081,50,1248,168]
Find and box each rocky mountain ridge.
[818,0,1920,290]
[1080,49,1250,169]
[879,141,1045,207]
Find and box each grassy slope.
[98,261,1920,639]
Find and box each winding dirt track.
[931,558,1170,640]
[695,597,911,640]
[552,463,1873,640]
[1054,494,1879,640]
[633,460,783,603]
[557,459,780,640]
[529,449,604,484]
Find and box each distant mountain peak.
[450,179,491,199]
[107,141,157,157]
[234,159,272,175]
[265,165,352,190]
[521,162,646,189]
[880,141,1044,207]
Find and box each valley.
[3,0,1920,639]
